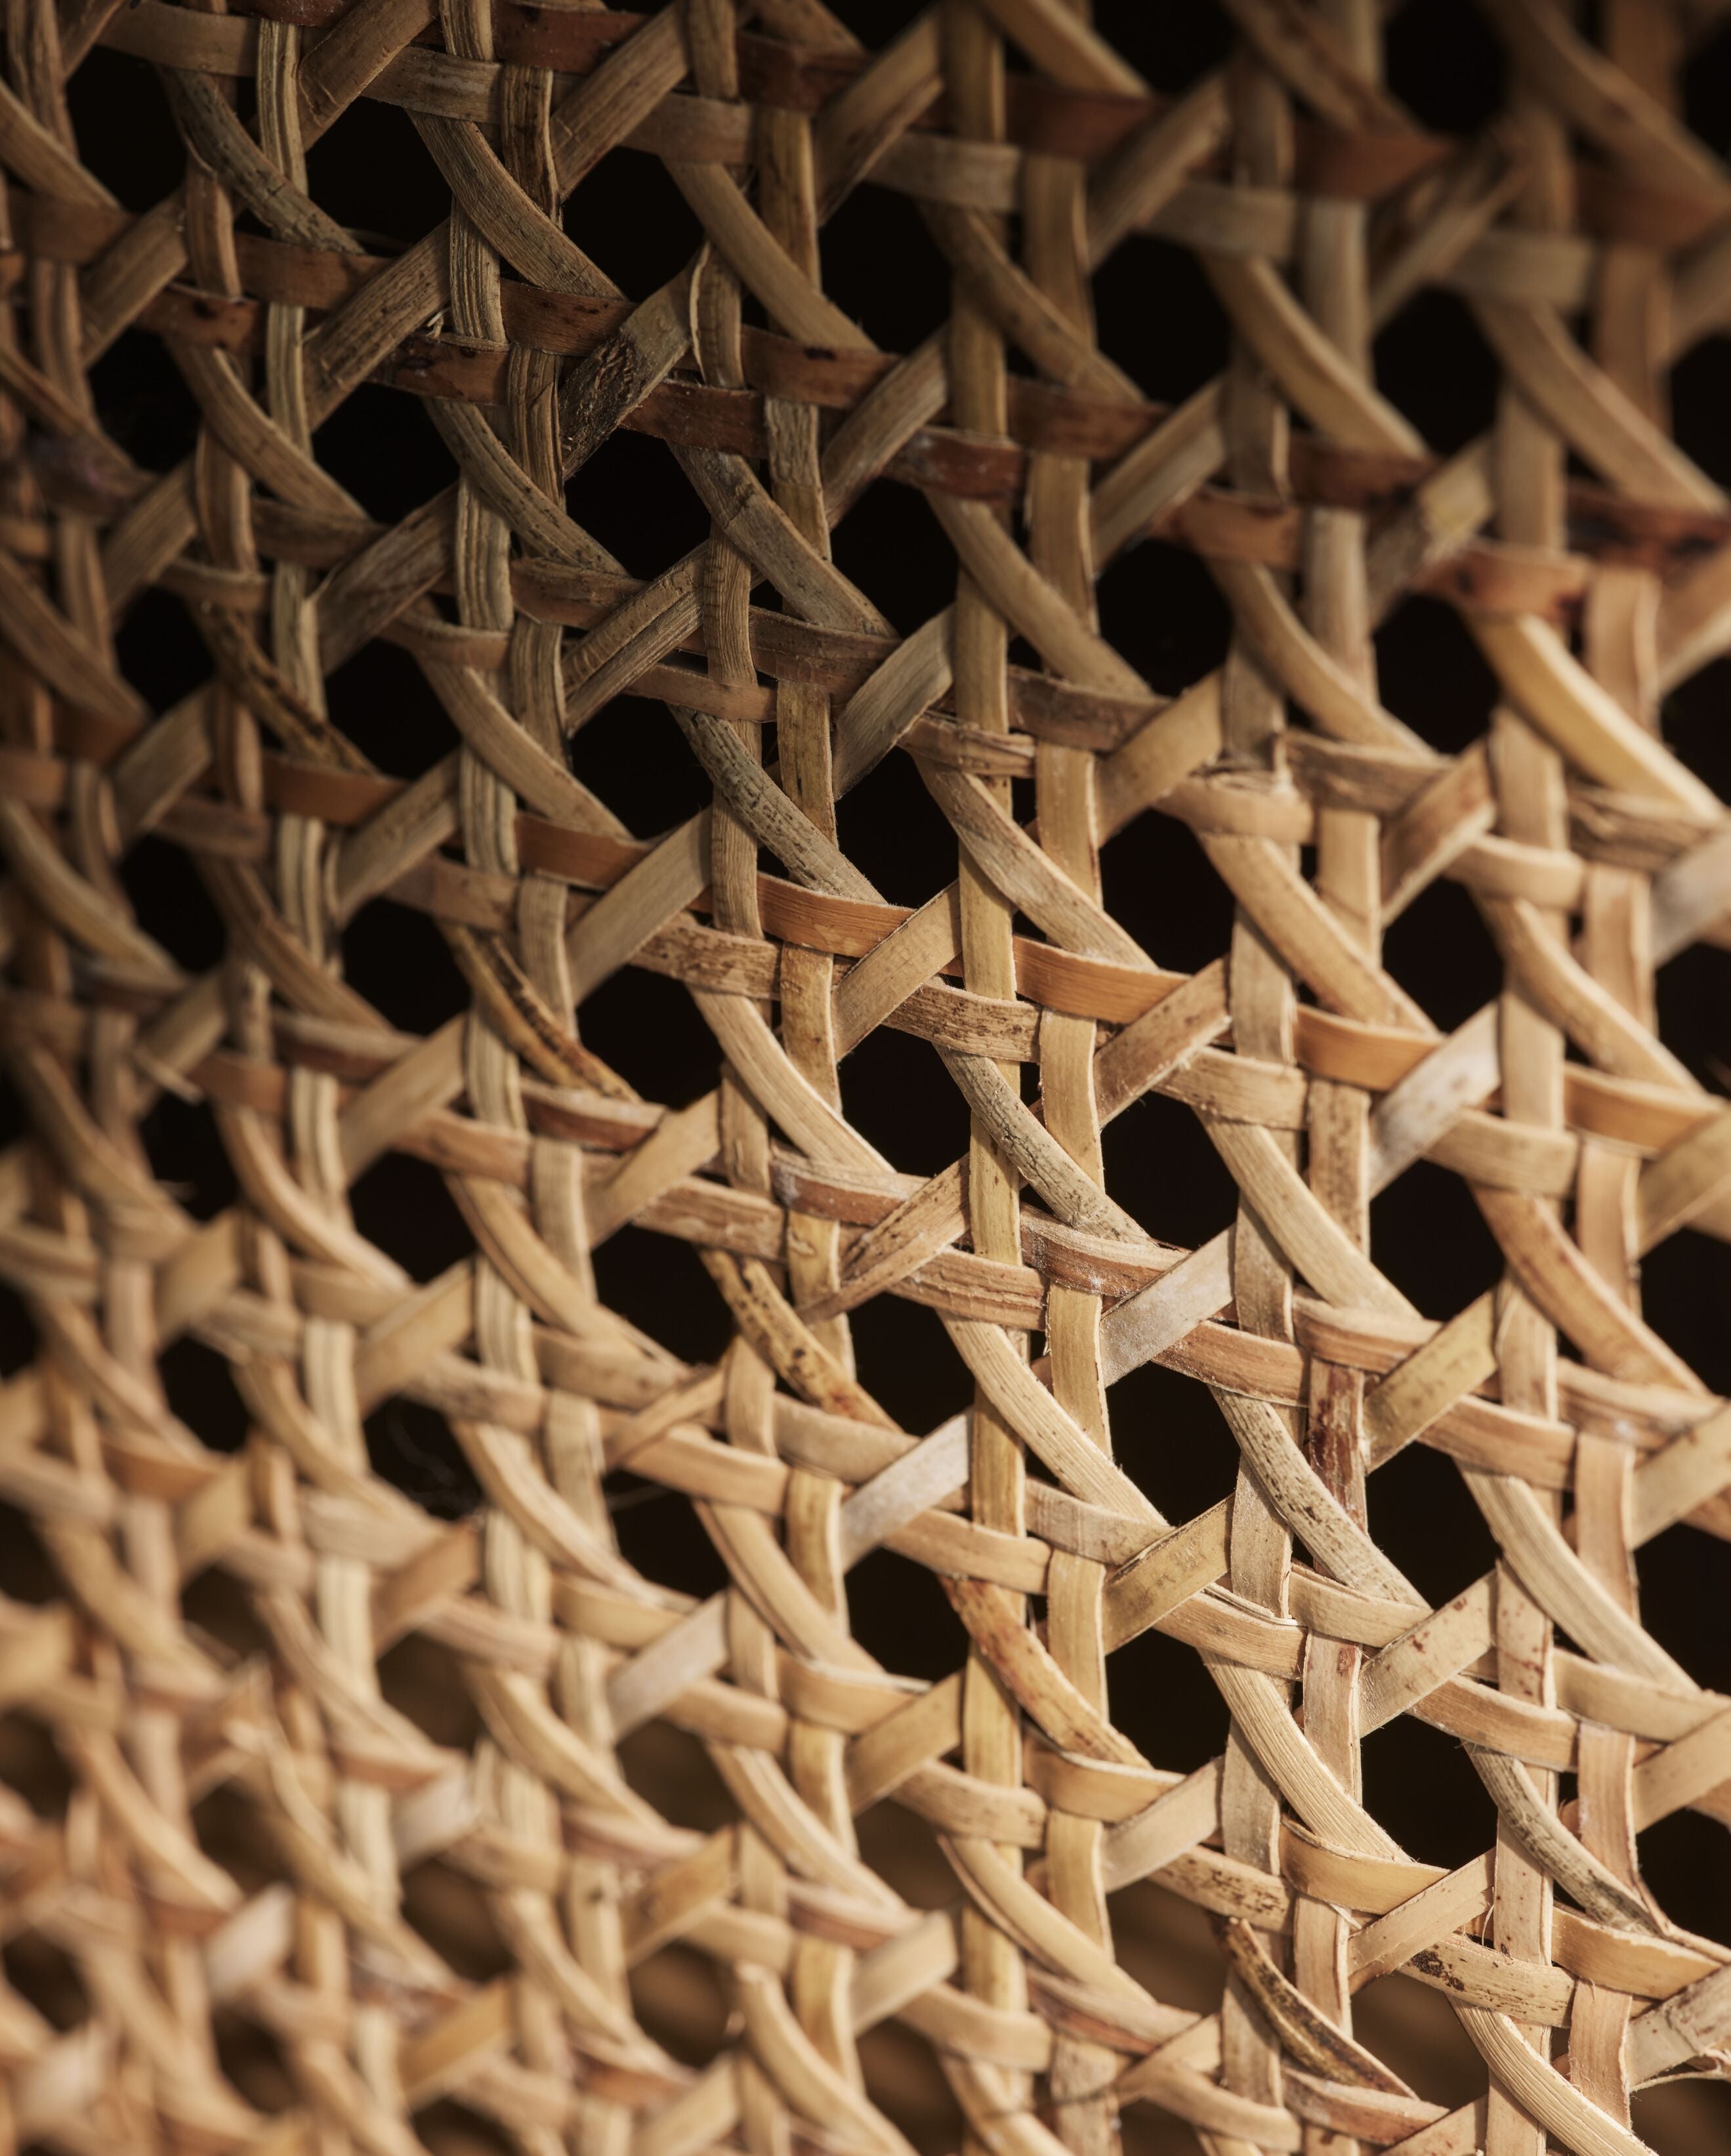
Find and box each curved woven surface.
[5,2,1731,2153]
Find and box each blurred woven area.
[5,2,1731,2153]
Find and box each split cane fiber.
[3,3,1731,2155]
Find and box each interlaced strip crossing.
[5,2,1731,2153]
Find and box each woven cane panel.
[7,2,1731,2153]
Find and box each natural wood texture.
[3,4,1731,2155]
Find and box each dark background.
[5,3,1731,2144]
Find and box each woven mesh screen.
[7,2,1731,2153]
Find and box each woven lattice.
[7,2,1731,2153]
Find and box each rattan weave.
[5,2,1731,2153]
